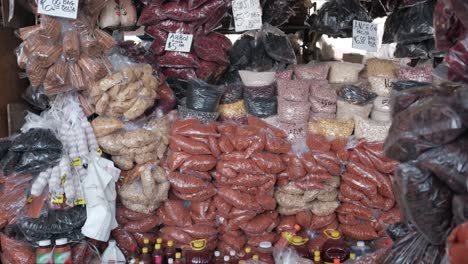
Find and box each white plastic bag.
[102,239,126,264]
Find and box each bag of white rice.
[368,76,396,96]
[239,70,276,86]
[328,62,365,84]
[336,100,372,121]
[354,116,391,142]
[278,98,311,124]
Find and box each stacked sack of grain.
[335,139,402,241]
[213,117,291,255]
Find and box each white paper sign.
[352,20,378,52]
[232,0,262,32]
[165,33,194,53]
[38,0,79,19]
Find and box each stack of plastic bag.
[336,139,401,241]
[213,118,292,254]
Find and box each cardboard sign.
[232,0,262,32]
[352,20,378,52]
[38,0,79,19]
[165,33,194,53]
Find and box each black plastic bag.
[1,129,62,175]
[167,78,189,105]
[9,129,62,152]
[229,34,254,71]
[9,207,87,243]
[262,0,295,26]
[186,79,224,112]
[394,162,453,245]
[394,39,436,59]
[452,194,468,225]
[383,229,446,264]
[382,0,436,44]
[0,152,22,176]
[244,96,277,118]
[311,0,371,38]
[337,84,377,105]
[0,140,12,160]
[252,32,275,72]
[261,24,297,64]
[22,86,49,111]
[218,71,244,104]
[386,222,410,241]
[385,96,465,161]
[417,135,468,194]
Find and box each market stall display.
[3,0,468,262]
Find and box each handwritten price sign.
[232,0,262,32]
[165,33,193,53]
[38,0,79,19]
[352,20,378,52]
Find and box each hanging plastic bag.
[394,162,453,245]
[186,78,224,112]
[417,135,468,194]
[384,95,465,162]
[383,229,446,264]
[382,0,436,44]
[310,0,371,38]
[261,24,297,64]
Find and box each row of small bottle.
[35,238,72,264]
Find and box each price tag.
[72,158,82,166]
[51,194,64,204]
[352,20,378,52]
[165,33,193,53]
[75,197,86,205]
[97,148,103,156]
[232,0,262,32]
[38,0,79,19]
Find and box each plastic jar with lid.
[320,229,350,263]
[256,241,275,264]
[36,240,53,264]
[54,238,72,264]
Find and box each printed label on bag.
[74,197,86,205]
[38,0,79,19]
[352,20,378,52]
[232,0,262,32]
[51,194,64,204]
[165,33,193,53]
[72,158,81,166]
